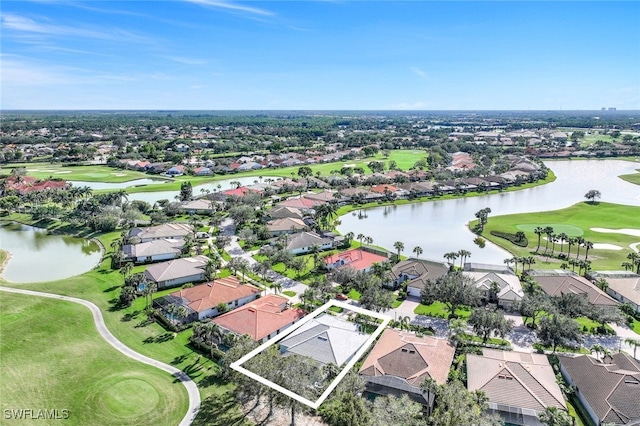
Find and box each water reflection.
[0,222,101,283]
[338,159,640,265]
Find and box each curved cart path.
[0,286,200,426]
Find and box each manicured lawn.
[0,231,239,422]
[413,301,471,319]
[347,289,362,300]
[478,202,640,271]
[0,292,187,426]
[283,290,296,297]
[619,169,640,186]
[629,317,640,334]
[575,317,614,335]
[9,163,159,183]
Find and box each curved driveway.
[0,286,200,426]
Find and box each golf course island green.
[619,169,640,186]
[478,202,640,271]
[0,292,187,426]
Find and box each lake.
[337,159,640,265]
[68,178,168,190]
[0,222,102,283]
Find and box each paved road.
[0,286,200,426]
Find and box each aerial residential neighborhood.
[1,1,639,424]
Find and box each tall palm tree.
[583,241,594,261]
[357,233,365,247]
[566,237,576,259]
[204,323,223,358]
[534,227,544,252]
[393,241,405,259]
[558,233,568,255]
[575,237,585,260]
[458,249,471,269]
[272,281,283,295]
[413,246,423,259]
[543,226,554,254]
[145,282,157,309]
[398,315,411,331]
[444,252,458,267]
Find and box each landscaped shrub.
[490,230,528,247]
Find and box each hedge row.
[490,230,528,247]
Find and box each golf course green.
[480,202,640,270]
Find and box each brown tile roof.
[170,276,260,313]
[266,217,307,233]
[531,272,618,306]
[391,258,449,290]
[559,353,640,424]
[212,294,305,341]
[467,349,566,412]
[359,329,455,385]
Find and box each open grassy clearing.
[0,230,240,421]
[0,292,187,426]
[619,169,640,186]
[477,202,640,271]
[413,301,472,319]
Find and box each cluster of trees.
[533,226,596,265]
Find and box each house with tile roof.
[155,276,260,322]
[267,206,304,220]
[277,197,318,210]
[359,329,455,412]
[212,294,306,343]
[127,223,193,243]
[467,349,567,426]
[179,198,218,214]
[279,313,369,366]
[266,217,308,236]
[143,255,209,289]
[528,270,619,311]
[284,231,337,255]
[463,271,524,311]
[324,248,389,273]
[591,271,640,314]
[389,258,449,297]
[559,353,640,425]
[123,238,185,264]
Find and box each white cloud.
[184,0,274,16]
[410,66,428,80]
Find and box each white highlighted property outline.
[230,300,391,410]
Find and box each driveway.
[0,286,200,426]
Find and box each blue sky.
[1,1,639,110]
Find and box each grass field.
[477,202,640,271]
[413,301,472,319]
[0,230,241,424]
[619,169,640,186]
[3,163,161,183]
[0,293,187,426]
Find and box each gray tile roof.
[559,353,640,424]
[123,238,184,259]
[144,255,209,282]
[391,258,449,290]
[128,223,193,241]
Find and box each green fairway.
[619,169,640,186]
[3,163,160,183]
[0,292,187,426]
[0,230,240,423]
[478,202,640,270]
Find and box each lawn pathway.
[0,286,200,426]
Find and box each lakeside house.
[266,217,308,236]
[359,329,455,413]
[283,231,338,255]
[144,255,209,289]
[155,276,261,323]
[127,223,193,243]
[324,248,389,273]
[559,353,640,425]
[279,313,369,366]
[591,271,640,314]
[463,271,524,311]
[123,238,185,264]
[467,349,567,426]
[212,294,306,343]
[528,270,619,310]
[389,258,449,297]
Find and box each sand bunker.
[591,228,640,237]
[54,171,72,174]
[592,243,623,250]
[631,242,640,253]
[112,173,127,176]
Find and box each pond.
[337,159,640,265]
[68,178,168,191]
[0,222,102,283]
[126,175,278,204]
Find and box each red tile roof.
[370,184,399,193]
[324,248,388,271]
[6,176,69,194]
[170,276,260,313]
[212,294,306,341]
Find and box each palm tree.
[549,234,557,256]
[357,233,365,247]
[393,241,405,260]
[398,315,411,331]
[543,226,554,254]
[504,257,514,272]
[590,344,606,361]
[575,237,585,260]
[625,338,640,359]
[566,237,575,259]
[534,227,544,252]
[204,323,223,358]
[364,236,373,246]
[558,233,568,255]
[457,249,471,269]
[272,281,283,295]
[621,261,635,271]
[145,282,157,309]
[413,246,423,259]
[119,262,133,279]
[444,252,458,267]
[583,240,594,261]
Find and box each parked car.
[335,293,348,301]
